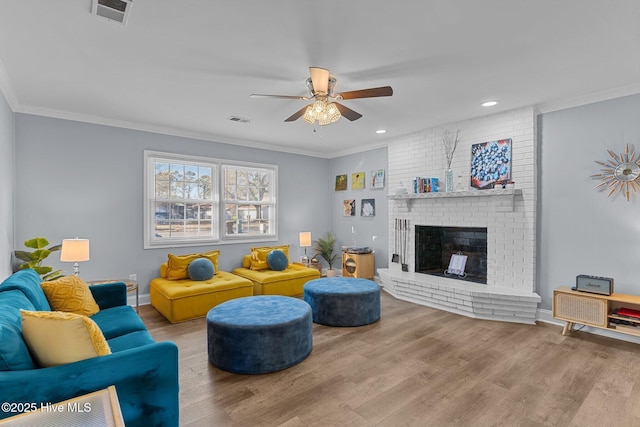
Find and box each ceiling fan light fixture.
[303,106,315,124]
[303,99,341,126]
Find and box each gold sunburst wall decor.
[591,144,640,202]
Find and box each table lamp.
[299,232,311,266]
[60,238,90,276]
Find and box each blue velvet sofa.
[0,269,179,427]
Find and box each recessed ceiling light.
[482,101,498,107]
[376,129,387,134]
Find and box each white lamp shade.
[299,232,312,247]
[60,238,90,262]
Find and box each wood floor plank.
[138,291,640,426]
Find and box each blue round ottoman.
[303,278,380,327]
[207,296,312,374]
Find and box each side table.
[293,261,324,276]
[87,279,139,312]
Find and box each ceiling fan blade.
[309,67,330,95]
[284,105,310,122]
[334,103,363,121]
[336,86,393,100]
[250,94,309,100]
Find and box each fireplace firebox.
[415,226,487,284]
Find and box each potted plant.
[313,232,340,277]
[14,237,64,281]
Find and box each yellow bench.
[150,265,253,323]
[232,255,320,296]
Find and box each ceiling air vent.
[91,0,133,25]
[228,116,251,124]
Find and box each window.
[223,164,275,239]
[144,151,277,248]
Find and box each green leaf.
[24,238,49,249]
[32,266,52,275]
[48,244,62,252]
[14,251,32,262]
[31,249,51,262]
[42,270,64,281]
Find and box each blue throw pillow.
[267,250,288,271]
[188,258,215,281]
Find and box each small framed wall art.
[361,199,375,217]
[343,199,356,216]
[370,169,385,189]
[352,172,365,190]
[335,174,347,191]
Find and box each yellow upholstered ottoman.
[232,262,321,296]
[150,271,254,323]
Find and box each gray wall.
[538,93,640,310]
[14,114,331,294]
[330,147,388,272]
[9,92,640,314]
[0,91,13,280]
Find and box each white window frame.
[144,150,278,249]
[222,162,278,241]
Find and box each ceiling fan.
[250,67,393,125]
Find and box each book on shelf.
[412,177,439,193]
[615,307,640,319]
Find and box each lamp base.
[73,262,80,276]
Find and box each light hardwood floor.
[140,291,640,426]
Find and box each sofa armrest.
[89,282,127,309]
[0,341,179,427]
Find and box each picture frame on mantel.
[470,138,512,190]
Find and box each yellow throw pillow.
[166,250,220,280]
[250,245,289,270]
[20,310,111,368]
[160,263,168,278]
[41,275,100,316]
[242,255,252,268]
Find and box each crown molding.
[537,82,640,115]
[14,104,337,159]
[0,58,19,110]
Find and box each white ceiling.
[1,1,639,158]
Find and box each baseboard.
[128,293,150,308]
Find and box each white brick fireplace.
[378,107,541,324]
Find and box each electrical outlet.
[129,273,137,281]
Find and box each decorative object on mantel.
[493,180,515,189]
[591,144,640,202]
[471,138,512,190]
[442,129,461,193]
[394,181,408,195]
